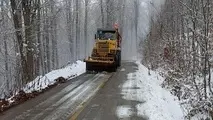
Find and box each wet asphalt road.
[0,73,111,120]
[76,62,147,120]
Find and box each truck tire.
[116,50,121,67]
[118,51,121,67]
[116,52,120,67]
[111,65,117,72]
[111,54,118,72]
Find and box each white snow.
[120,68,126,71]
[23,60,86,93]
[117,60,184,120]
[191,113,210,120]
[116,105,133,119]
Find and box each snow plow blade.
[84,60,117,72]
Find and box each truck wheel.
[112,54,118,72]
[116,53,119,68]
[111,66,117,72]
[118,51,121,67]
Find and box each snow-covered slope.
[118,60,184,120]
[0,60,86,113]
[23,60,86,93]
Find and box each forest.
[142,0,213,119]
[3,0,212,119]
[0,0,164,99]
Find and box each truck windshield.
[98,31,116,40]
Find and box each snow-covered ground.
[2,60,86,111]
[23,60,86,93]
[116,105,133,119]
[117,60,184,120]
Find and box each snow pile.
[23,60,86,93]
[118,60,184,120]
[116,105,133,119]
[0,60,86,113]
[120,68,126,72]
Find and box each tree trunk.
[84,0,89,57]
[134,0,139,53]
[10,0,28,85]
[100,0,105,27]
[191,0,201,99]
[75,0,80,60]
[36,0,43,75]
[50,0,55,70]
[1,0,10,94]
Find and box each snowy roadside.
[117,60,184,120]
[156,64,213,120]
[23,60,86,93]
[1,60,86,112]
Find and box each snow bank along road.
[0,72,112,120]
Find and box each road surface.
[0,73,111,120]
[0,62,147,120]
[74,62,147,120]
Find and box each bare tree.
[84,0,89,57]
[100,0,105,27]
[75,0,80,60]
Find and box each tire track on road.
[43,74,106,120]
[14,74,97,120]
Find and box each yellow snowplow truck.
[84,28,121,72]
